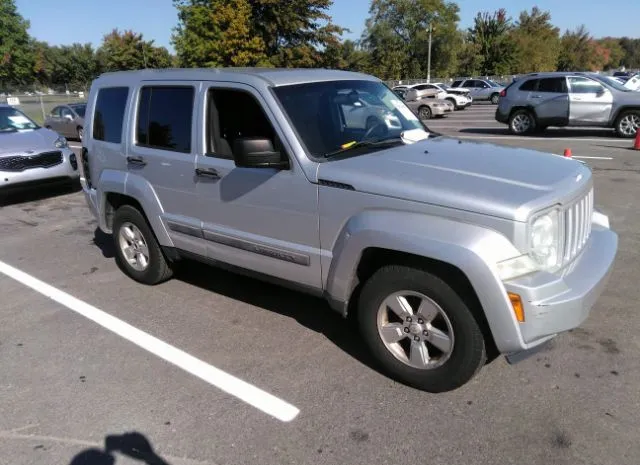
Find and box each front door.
[568,76,613,125]
[193,82,322,290]
[124,81,206,257]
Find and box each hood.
[316,136,590,221]
[0,128,59,157]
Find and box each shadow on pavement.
[93,228,116,258]
[69,431,170,465]
[0,179,80,207]
[173,259,380,372]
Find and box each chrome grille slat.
[0,151,63,172]
[562,187,593,266]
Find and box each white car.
[337,91,402,131]
[393,83,473,110]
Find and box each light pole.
[427,23,433,83]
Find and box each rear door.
[567,76,613,125]
[59,106,75,137]
[529,77,569,125]
[125,81,206,256]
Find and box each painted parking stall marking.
[0,259,300,423]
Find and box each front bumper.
[431,105,453,116]
[503,224,618,354]
[0,148,79,191]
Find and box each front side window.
[136,86,194,153]
[568,77,605,94]
[70,104,86,118]
[206,88,282,161]
[273,79,426,160]
[93,87,129,143]
[0,106,39,132]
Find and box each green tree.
[455,37,484,77]
[361,0,462,80]
[510,7,561,73]
[172,0,269,67]
[0,0,34,87]
[248,0,346,67]
[97,29,171,72]
[467,9,515,76]
[619,38,640,69]
[558,25,596,71]
[321,39,371,71]
[597,37,625,70]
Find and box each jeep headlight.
[497,208,561,281]
[529,209,560,268]
[54,135,68,148]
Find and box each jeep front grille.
[0,151,63,172]
[562,188,593,264]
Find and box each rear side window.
[136,86,194,153]
[538,77,567,93]
[519,79,537,91]
[93,87,129,143]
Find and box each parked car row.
[495,71,640,138]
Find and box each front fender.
[325,210,527,352]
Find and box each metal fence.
[0,93,87,124]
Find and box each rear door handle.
[127,156,146,166]
[531,95,542,99]
[195,168,220,179]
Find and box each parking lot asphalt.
[1,103,640,465]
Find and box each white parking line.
[572,156,614,160]
[452,135,631,143]
[0,259,300,423]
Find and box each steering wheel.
[362,117,388,141]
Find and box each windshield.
[0,107,39,132]
[593,75,632,92]
[70,104,86,117]
[272,80,427,159]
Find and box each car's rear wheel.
[490,93,500,105]
[357,265,487,392]
[614,110,640,138]
[113,205,173,285]
[77,126,84,141]
[418,106,432,120]
[509,109,536,135]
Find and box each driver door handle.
[126,156,146,166]
[195,167,220,179]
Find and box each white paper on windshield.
[401,128,429,144]
[8,115,31,126]
[391,99,420,122]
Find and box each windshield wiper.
[324,136,403,159]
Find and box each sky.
[15,0,640,53]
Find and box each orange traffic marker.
[563,148,572,158]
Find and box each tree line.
[2,0,640,92]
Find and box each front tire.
[357,265,487,393]
[509,109,536,135]
[77,126,84,141]
[418,106,432,120]
[113,205,173,285]
[614,110,640,138]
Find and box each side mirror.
[64,114,73,121]
[596,88,607,97]
[233,137,289,169]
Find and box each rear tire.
[490,93,500,105]
[113,205,173,285]
[614,110,640,138]
[509,109,536,135]
[357,265,487,393]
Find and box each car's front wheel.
[418,106,432,120]
[614,110,640,138]
[113,205,173,285]
[357,265,487,393]
[509,109,536,135]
